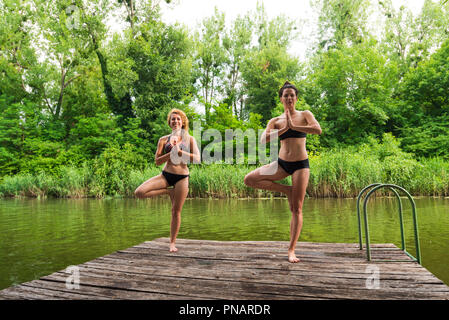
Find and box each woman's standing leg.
[169,177,189,252]
[288,168,310,263]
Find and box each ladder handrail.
[357,183,421,264]
[356,183,382,249]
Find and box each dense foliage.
[1,0,449,197]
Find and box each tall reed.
[308,150,384,198]
[407,157,449,196]
[1,154,448,198]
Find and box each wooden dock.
[1,238,448,300]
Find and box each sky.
[158,0,426,60]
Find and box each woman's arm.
[155,137,171,166]
[260,118,289,144]
[288,110,322,135]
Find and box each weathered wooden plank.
[76,260,448,295]
[151,238,397,248]
[0,293,18,300]
[0,286,66,300]
[90,246,430,273]
[137,238,410,254]
[120,245,402,261]
[151,239,406,256]
[84,259,449,289]
[12,284,107,300]
[81,260,449,293]
[21,279,202,300]
[137,240,400,257]
[127,247,418,266]
[41,267,449,300]
[86,256,441,282]
[40,271,317,300]
[102,251,432,275]
[150,238,397,251]
[113,247,426,271]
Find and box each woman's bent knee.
[134,188,144,198]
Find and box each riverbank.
[1,152,448,198]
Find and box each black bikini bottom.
[277,158,310,175]
[162,170,189,187]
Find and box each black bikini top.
[164,135,188,153]
[279,128,306,140]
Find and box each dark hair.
[278,81,298,98]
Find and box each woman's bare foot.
[288,250,300,263]
[169,243,178,252]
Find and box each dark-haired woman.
[134,108,200,252]
[244,82,322,263]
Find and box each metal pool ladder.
[356,183,422,264]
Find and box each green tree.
[128,18,194,145]
[408,0,449,68]
[193,8,227,122]
[76,0,135,124]
[0,0,37,101]
[118,0,177,34]
[241,45,302,124]
[222,14,253,119]
[378,0,449,76]
[305,40,397,147]
[378,0,414,76]
[30,0,110,121]
[240,4,302,124]
[0,96,25,175]
[397,39,449,158]
[313,0,370,51]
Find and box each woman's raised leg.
[244,161,293,207]
[244,161,291,194]
[134,174,170,198]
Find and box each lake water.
[0,196,448,291]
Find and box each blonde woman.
[135,109,200,252]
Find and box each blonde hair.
[167,108,189,141]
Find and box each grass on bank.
[1,153,448,199]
